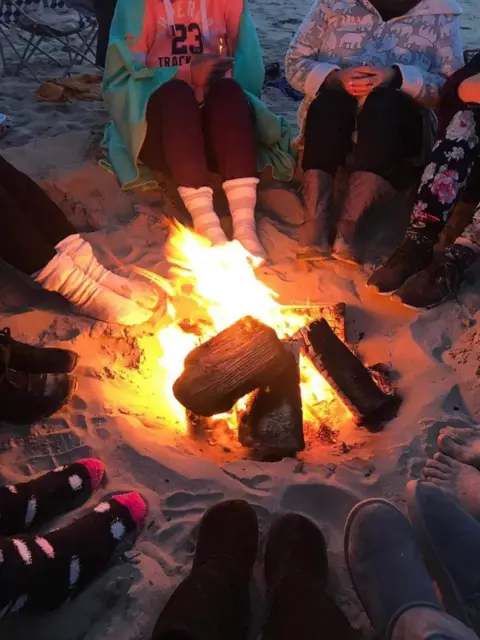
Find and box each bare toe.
[438,427,480,468]
[423,461,450,481]
[432,452,455,467]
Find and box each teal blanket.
[102,0,296,189]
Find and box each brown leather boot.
[333,171,396,266]
[297,170,334,261]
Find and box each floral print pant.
[411,109,480,252]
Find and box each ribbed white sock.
[178,186,227,246]
[55,234,160,310]
[223,178,266,261]
[34,252,152,326]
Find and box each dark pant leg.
[0,155,76,246]
[302,89,357,175]
[93,0,117,68]
[139,80,210,188]
[410,109,480,233]
[355,87,423,189]
[201,78,257,181]
[0,186,55,275]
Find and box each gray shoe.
[297,170,334,261]
[333,172,396,266]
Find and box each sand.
[0,1,480,638]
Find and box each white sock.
[223,177,267,261]
[178,186,227,246]
[34,252,153,326]
[56,234,160,310]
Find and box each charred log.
[300,319,401,429]
[173,316,291,417]
[238,341,304,457]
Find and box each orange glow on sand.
[142,222,350,438]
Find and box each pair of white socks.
[34,235,159,326]
[178,177,267,261]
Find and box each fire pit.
[153,224,401,459]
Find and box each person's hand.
[191,54,234,87]
[458,73,480,104]
[325,68,365,94]
[347,66,396,97]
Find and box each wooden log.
[238,341,305,457]
[300,319,402,429]
[288,302,346,343]
[173,316,291,417]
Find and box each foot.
[178,186,228,246]
[406,480,480,632]
[263,514,356,640]
[35,252,154,326]
[56,235,161,311]
[422,453,480,518]
[0,344,76,425]
[0,327,78,374]
[345,499,441,639]
[233,224,268,263]
[0,492,146,617]
[367,233,434,295]
[0,458,105,536]
[332,236,361,266]
[395,246,476,310]
[438,426,480,469]
[151,500,258,640]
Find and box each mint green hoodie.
[102,0,296,189]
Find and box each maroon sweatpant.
[139,78,258,188]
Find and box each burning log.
[173,316,291,417]
[300,319,401,429]
[238,341,304,457]
[289,302,346,343]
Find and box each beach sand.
[0,1,480,638]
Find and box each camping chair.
[0,0,98,80]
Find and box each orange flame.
[155,223,346,434]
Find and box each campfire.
[152,224,401,458]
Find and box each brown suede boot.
[333,171,396,266]
[297,170,334,261]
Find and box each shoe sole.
[392,292,451,310]
[366,283,398,296]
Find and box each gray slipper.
[345,498,441,639]
[406,480,480,633]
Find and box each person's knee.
[204,78,246,106]
[362,86,410,116]
[150,79,196,108]
[307,89,355,122]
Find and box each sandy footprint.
[438,426,480,469]
[422,452,480,518]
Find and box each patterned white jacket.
[285,0,464,134]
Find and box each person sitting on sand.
[285,0,464,265]
[368,55,480,309]
[0,154,160,326]
[147,498,477,640]
[0,458,146,618]
[101,0,295,262]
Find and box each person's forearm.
[458,73,480,104]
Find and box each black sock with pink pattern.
[0,492,147,617]
[0,459,105,536]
